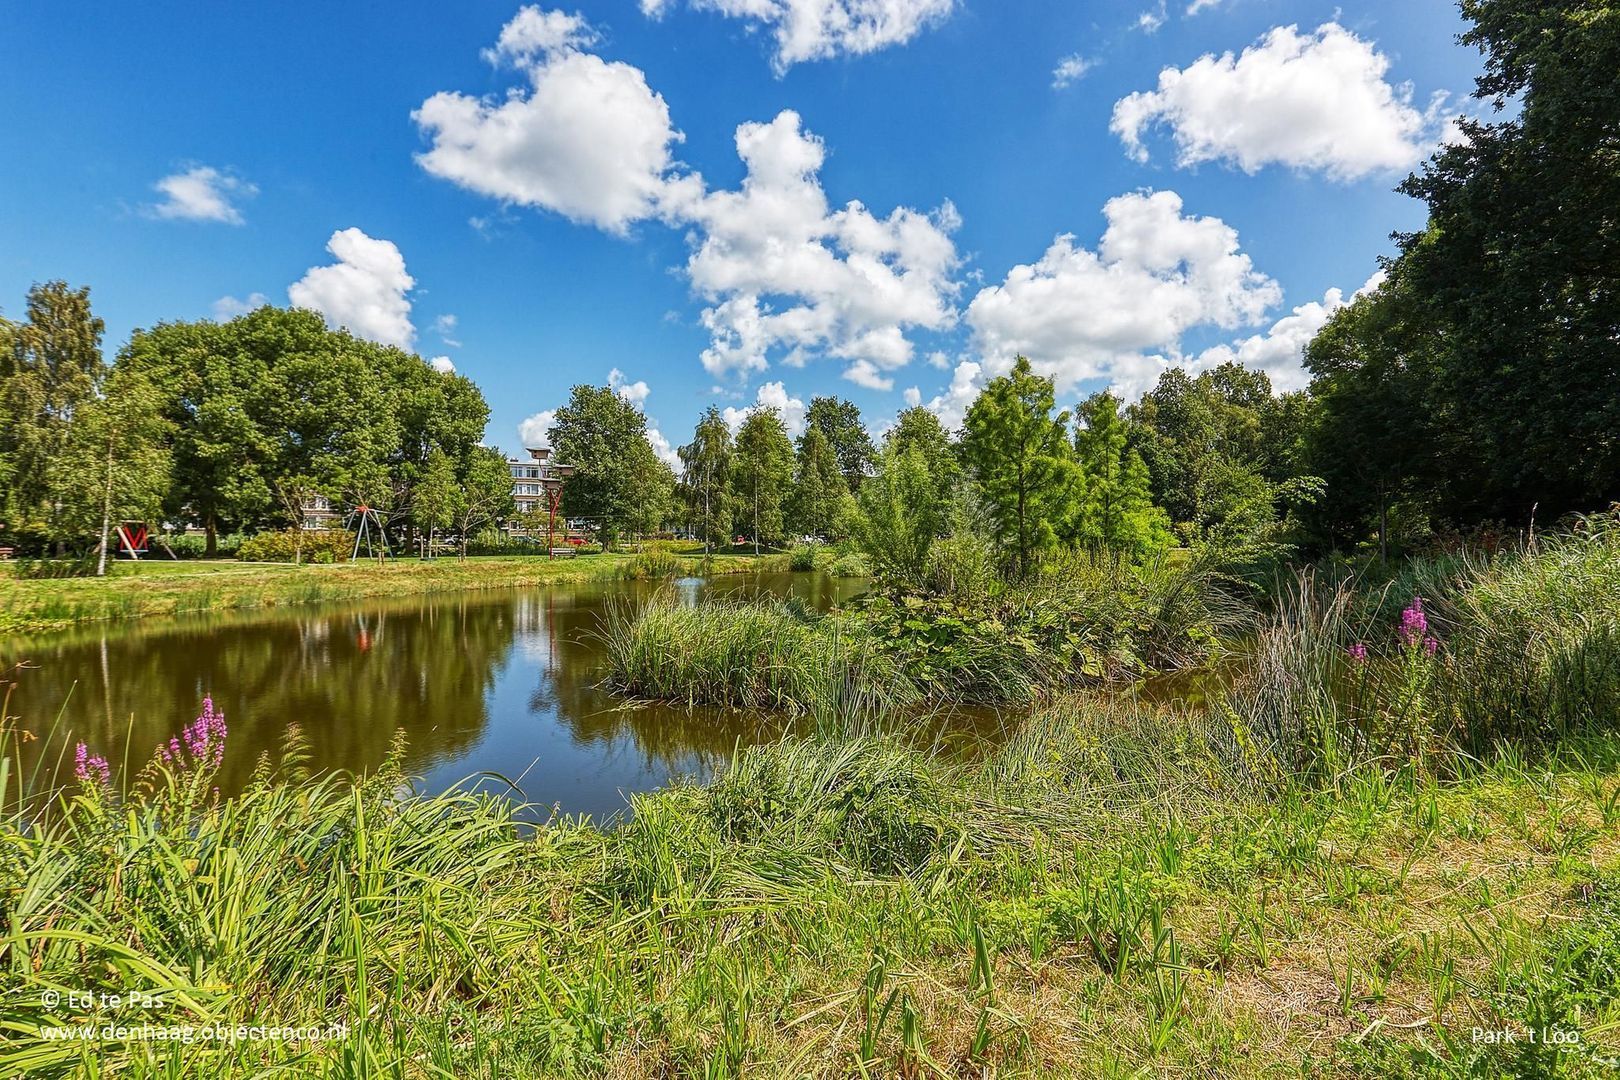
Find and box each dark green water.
[2,572,904,819]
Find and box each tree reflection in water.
[2,572,868,818]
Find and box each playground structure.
[346,504,393,562]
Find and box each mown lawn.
[0,551,778,634]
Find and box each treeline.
[0,297,507,566]
[659,357,1310,586]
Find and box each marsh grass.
[6,698,1619,1078]
[599,594,922,719]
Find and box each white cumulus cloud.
[966,189,1280,398]
[922,358,982,432]
[1193,269,1387,391]
[642,0,954,73]
[414,9,685,233]
[148,166,256,224]
[483,6,598,64]
[288,228,417,349]
[646,426,681,468]
[428,356,457,374]
[721,380,808,437]
[609,367,652,408]
[902,386,921,407]
[679,110,960,383]
[1111,22,1441,181]
[519,409,557,449]
[432,313,462,346]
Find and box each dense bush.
[236,529,353,564]
[827,551,871,577]
[162,532,245,559]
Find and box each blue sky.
[0,1,1482,460]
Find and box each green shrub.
[163,532,246,559]
[828,551,872,577]
[1441,513,1620,747]
[703,738,954,874]
[237,529,353,564]
[787,544,817,572]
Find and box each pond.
[3,571,1011,819]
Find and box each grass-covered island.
[5,517,1619,1078]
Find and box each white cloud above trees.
[147,165,256,224]
[676,110,961,385]
[640,0,954,73]
[965,190,1279,397]
[413,9,685,233]
[519,408,557,448]
[1111,23,1442,180]
[288,228,417,349]
[721,380,808,437]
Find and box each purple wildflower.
[159,697,228,771]
[74,742,110,786]
[1348,643,1368,663]
[1424,635,1440,656]
[1399,596,1429,647]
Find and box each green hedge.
[237,529,354,564]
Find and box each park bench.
[550,547,577,559]
[0,547,13,560]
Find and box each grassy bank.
[4,704,1619,1077]
[0,551,780,634]
[5,522,1617,1076]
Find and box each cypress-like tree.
[960,357,1079,577]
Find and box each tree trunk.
[206,513,218,557]
[95,436,114,577]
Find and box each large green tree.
[787,426,848,542]
[120,307,489,553]
[1070,392,1170,557]
[731,407,795,554]
[854,445,949,588]
[548,384,669,548]
[1128,363,1313,546]
[0,282,106,545]
[50,366,173,573]
[450,446,517,559]
[1309,0,1619,526]
[678,406,734,554]
[805,396,876,491]
[961,357,1078,577]
[411,447,457,558]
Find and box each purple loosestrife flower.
[1399,596,1429,647]
[161,698,228,771]
[1348,643,1368,663]
[1424,635,1440,656]
[74,742,110,786]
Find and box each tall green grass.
[8,701,1619,1076]
[600,594,921,719]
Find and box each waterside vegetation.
[6,519,1620,1077]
